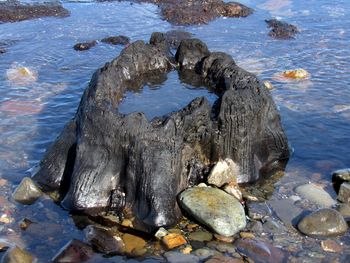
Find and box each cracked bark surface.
[33,33,289,230]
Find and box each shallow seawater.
[0,0,350,261]
[118,71,218,120]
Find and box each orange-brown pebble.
[239,232,255,239]
[162,233,187,249]
[0,179,8,187]
[122,233,146,254]
[121,219,133,228]
[321,240,342,253]
[186,223,199,231]
[180,245,192,254]
[282,69,309,79]
[214,234,234,243]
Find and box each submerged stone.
[297,208,348,237]
[178,187,246,237]
[122,234,146,254]
[163,251,199,263]
[295,183,336,208]
[234,239,288,263]
[84,225,125,255]
[1,246,34,263]
[12,177,42,205]
[52,239,94,263]
[335,203,350,218]
[321,240,343,253]
[205,255,244,263]
[33,34,289,230]
[246,201,271,220]
[188,231,213,242]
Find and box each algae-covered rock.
[12,177,41,205]
[297,208,348,237]
[178,187,246,237]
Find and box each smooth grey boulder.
[33,33,289,230]
[12,177,42,205]
[178,186,246,237]
[297,208,348,237]
[295,183,336,208]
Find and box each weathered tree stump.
[33,33,289,230]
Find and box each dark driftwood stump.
[33,33,289,230]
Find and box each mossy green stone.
[178,187,246,237]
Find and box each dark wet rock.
[246,201,271,220]
[234,239,288,263]
[101,36,130,45]
[1,246,34,263]
[0,1,69,23]
[332,168,350,182]
[138,0,253,26]
[52,239,94,263]
[164,251,199,263]
[175,38,210,70]
[12,177,42,205]
[268,198,303,228]
[0,239,11,252]
[335,203,350,218]
[337,182,350,204]
[73,41,97,51]
[84,225,125,254]
[0,48,5,54]
[295,183,336,207]
[19,218,33,230]
[33,34,289,230]
[164,30,193,49]
[265,19,298,40]
[179,187,246,237]
[297,208,348,237]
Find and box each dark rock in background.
[265,19,298,40]
[122,0,253,25]
[101,36,130,45]
[33,32,289,231]
[73,41,97,51]
[0,1,70,23]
